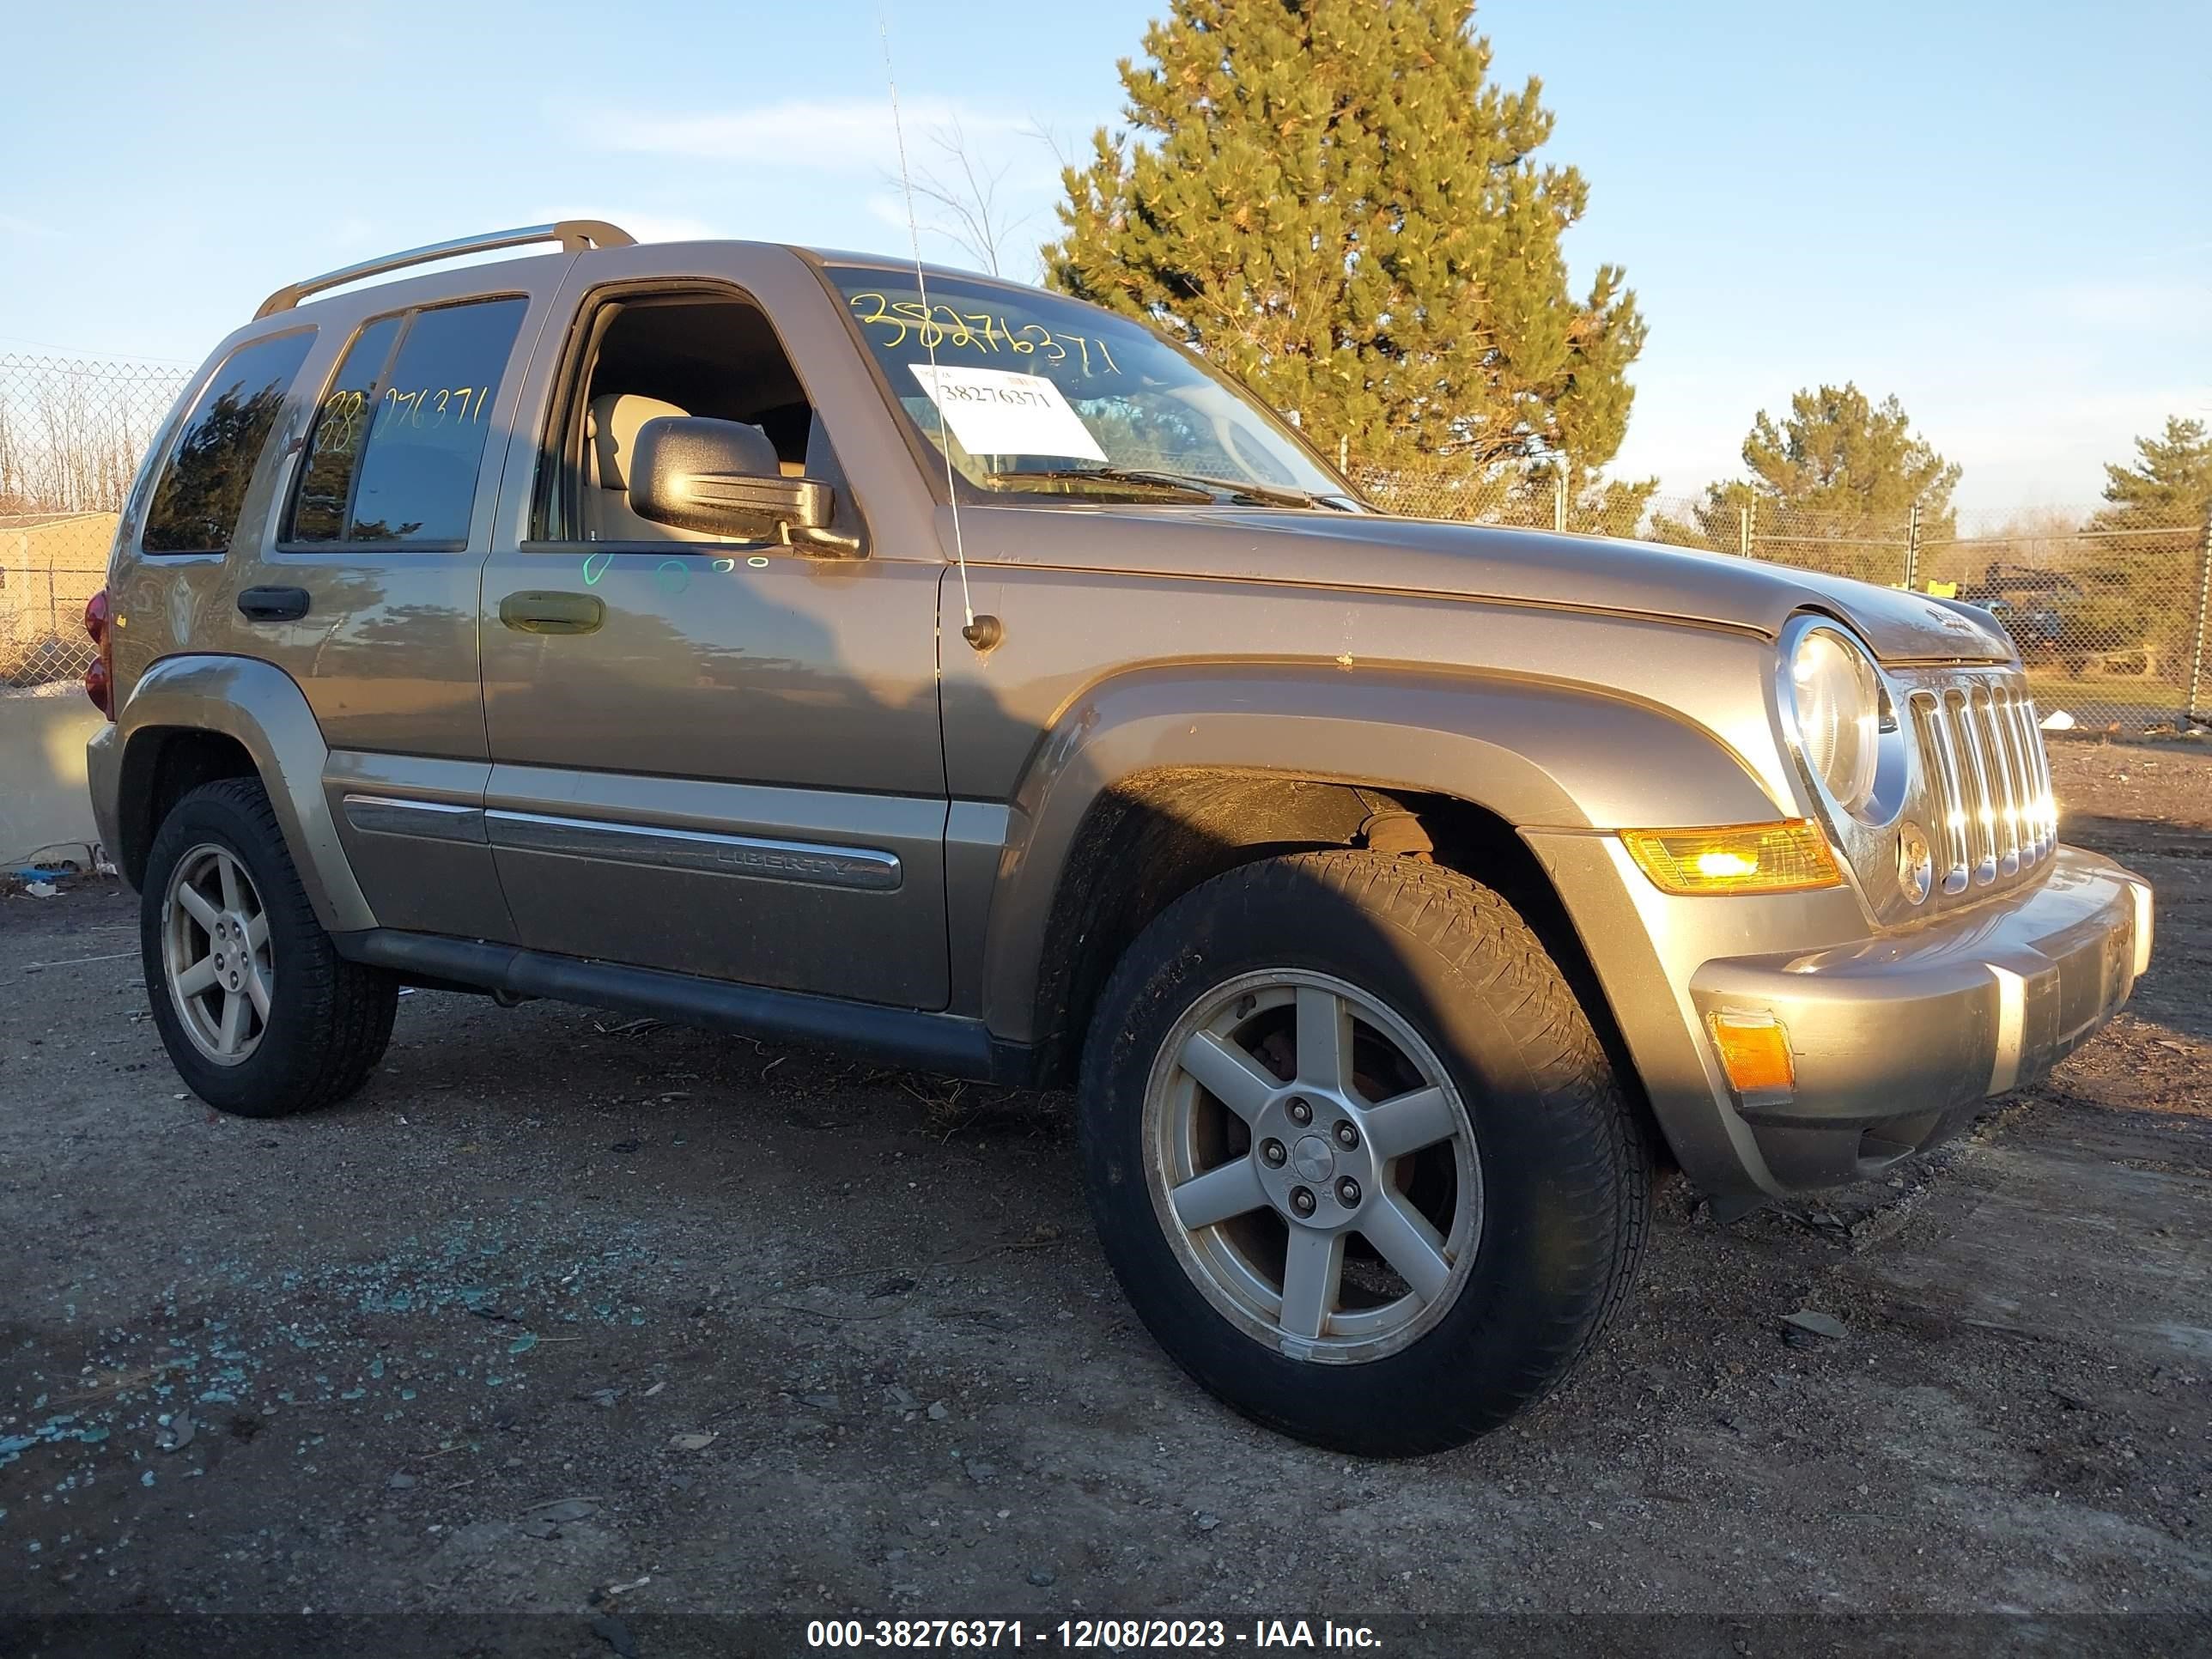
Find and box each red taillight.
[84,587,113,718]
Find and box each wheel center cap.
[1291,1134,1335,1183]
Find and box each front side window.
[533,292,847,546]
[142,330,316,553]
[288,296,527,546]
[826,266,1352,509]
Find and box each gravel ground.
[1,742,2207,1648]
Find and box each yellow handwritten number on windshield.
[847,294,1120,374]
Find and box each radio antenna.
[879,7,997,650]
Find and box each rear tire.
[141,776,398,1117]
[1078,849,1651,1455]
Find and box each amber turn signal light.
[1707,1012,1796,1098]
[1620,819,1843,896]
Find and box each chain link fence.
[3,510,122,689]
[2,354,188,690]
[1357,459,2212,738]
[4,355,2207,738]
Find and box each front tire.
[141,777,398,1117]
[1078,849,1651,1455]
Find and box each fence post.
[1336,434,1349,472]
[2188,509,2212,726]
[1905,501,1921,591]
[1738,503,1750,557]
[1553,469,1567,533]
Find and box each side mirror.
[629,416,860,555]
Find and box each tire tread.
[1079,847,1653,1454]
[141,776,396,1117]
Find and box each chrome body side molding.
[343,795,903,892]
[483,810,903,891]
[341,794,489,845]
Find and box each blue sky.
[4,0,2206,510]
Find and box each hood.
[977,505,2014,664]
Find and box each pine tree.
[2089,416,2212,532]
[2075,416,2212,675]
[1654,385,1959,581]
[1043,0,1645,484]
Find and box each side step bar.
[332,929,1036,1085]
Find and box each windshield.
[826,265,1355,507]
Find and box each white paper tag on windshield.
[908,365,1107,461]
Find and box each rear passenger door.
[226,274,562,942]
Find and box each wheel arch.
[117,726,258,888]
[114,654,374,932]
[984,661,1778,1112]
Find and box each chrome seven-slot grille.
[1903,670,2058,896]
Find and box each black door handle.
[237,586,310,623]
[499,591,605,635]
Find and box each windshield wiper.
[979,466,1212,502]
[1104,468,1361,510]
[992,465,1358,511]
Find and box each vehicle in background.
[1964,561,2154,678]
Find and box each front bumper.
[1528,834,2153,1196]
[1688,846,2151,1188]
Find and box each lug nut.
[1337,1176,1361,1206]
[1286,1097,1312,1125]
[1261,1139,1287,1167]
[1290,1186,1317,1216]
[1334,1120,1358,1150]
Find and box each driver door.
[476,267,951,1009]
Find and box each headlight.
[1788,625,1881,814]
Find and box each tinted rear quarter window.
[142,330,316,553]
[287,295,526,546]
[289,313,402,542]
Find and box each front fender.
[979,661,1786,1042]
[117,654,374,933]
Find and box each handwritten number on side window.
[314,389,368,456]
[372,384,487,434]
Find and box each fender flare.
[116,653,374,933]
[980,661,1785,1043]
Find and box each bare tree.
[892,118,1038,279]
[0,358,181,514]
[1027,117,1078,177]
[0,399,23,514]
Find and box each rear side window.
[142,330,316,553]
[287,296,527,547]
[289,314,400,541]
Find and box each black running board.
[331,929,1036,1085]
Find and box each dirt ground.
[2,742,2206,1649]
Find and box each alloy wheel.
[1141,969,1482,1363]
[161,843,273,1066]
